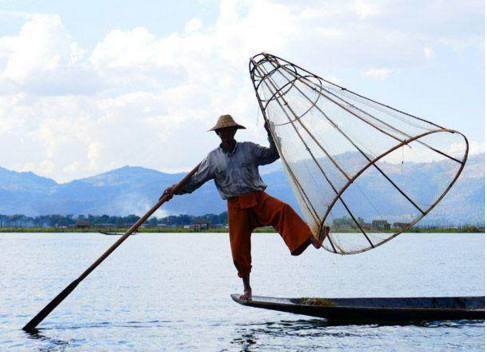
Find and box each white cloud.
[0,0,483,182]
[3,15,81,79]
[351,0,381,19]
[361,67,394,80]
[423,46,434,59]
[0,14,100,95]
[185,18,203,33]
[439,35,483,52]
[91,27,158,70]
[0,10,33,20]
[447,140,484,157]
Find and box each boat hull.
[231,295,485,323]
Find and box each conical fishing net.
[249,53,469,254]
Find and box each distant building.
[75,219,91,228]
[393,222,409,229]
[209,223,224,229]
[372,220,391,230]
[332,217,354,228]
[190,223,209,231]
[361,222,373,230]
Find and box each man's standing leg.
[227,198,254,300]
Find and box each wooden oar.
[23,164,200,332]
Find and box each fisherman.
[161,114,328,300]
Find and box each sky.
[0,0,484,182]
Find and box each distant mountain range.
[0,153,484,226]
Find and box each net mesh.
[249,53,469,254]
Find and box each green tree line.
[0,212,228,228]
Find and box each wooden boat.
[99,231,137,236]
[231,294,485,323]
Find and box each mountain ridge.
[0,153,483,226]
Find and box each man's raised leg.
[254,192,324,254]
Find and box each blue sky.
[0,0,483,182]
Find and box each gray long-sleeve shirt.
[176,138,279,199]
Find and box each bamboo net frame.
[249,53,469,254]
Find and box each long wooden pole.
[23,164,200,332]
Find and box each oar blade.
[22,279,80,332]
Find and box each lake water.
[0,233,484,351]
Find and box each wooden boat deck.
[231,294,485,323]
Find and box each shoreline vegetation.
[0,225,484,234]
[0,213,483,233]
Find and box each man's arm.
[161,156,214,200]
[253,121,280,166]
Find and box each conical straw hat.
[209,114,246,131]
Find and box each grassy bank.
[0,226,484,233]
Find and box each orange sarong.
[227,191,313,278]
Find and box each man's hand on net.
[160,185,176,201]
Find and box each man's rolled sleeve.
[253,135,280,166]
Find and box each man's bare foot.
[311,226,330,249]
[240,276,252,301]
[239,287,252,301]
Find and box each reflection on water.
[23,318,485,352]
[25,330,73,352]
[230,318,485,352]
[231,319,334,351]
